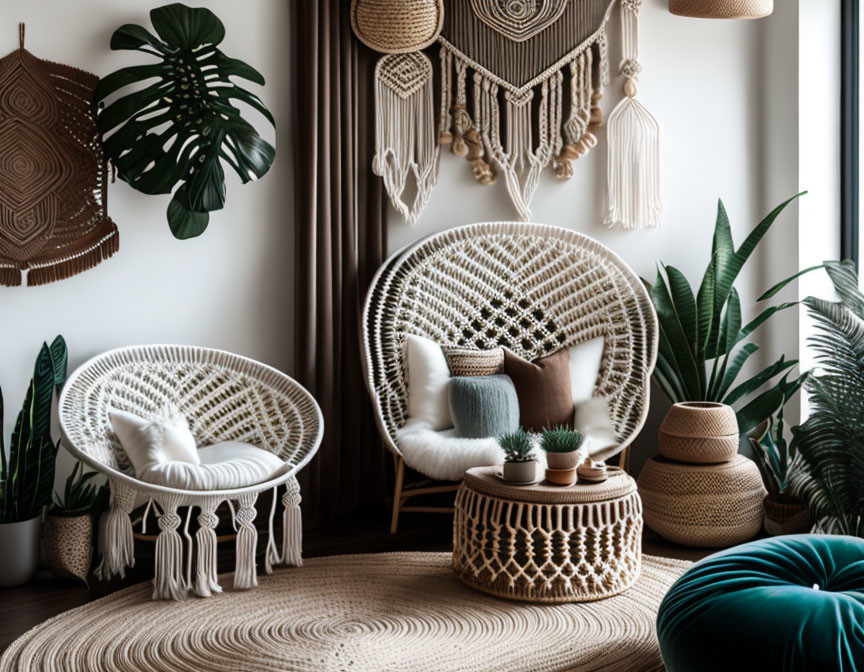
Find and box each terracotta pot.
[502,461,537,484]
[763,495,812,536]
[659,402,739,464]
[0,515,41,587]
[44,514,93,586]
[545,467,577,486]
[545,451,580,470]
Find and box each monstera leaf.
[95,3,275,239]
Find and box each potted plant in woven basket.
[499,429,537,484]
[0,336,67,587]
[541,427,583,486]
[750,414,811,536]
[44,461,106,585]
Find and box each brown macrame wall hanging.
[0,25,118,287]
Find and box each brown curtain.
[292,0,388,526]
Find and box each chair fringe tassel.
[96,478,305,599]
[94,480,136,581]
[604,0,662,229]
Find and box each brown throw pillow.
[504,348,574,432]
[443,346,505,377]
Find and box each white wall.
[389,0,776,469]
[0,0,293,461]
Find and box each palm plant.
[648,194,818,435]
[790,260,864,536]
[0,337,68,523]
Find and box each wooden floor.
[0,512,713,654]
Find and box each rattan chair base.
[453,467,643,603]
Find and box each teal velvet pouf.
[658,535,864,672]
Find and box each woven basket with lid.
[669,0,772,19]
[351,0,444,53]
[659,402,739,464]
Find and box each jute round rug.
[1,553,689,672]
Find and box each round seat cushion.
[657,534,864,671]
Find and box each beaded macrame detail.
[373,53,439,227]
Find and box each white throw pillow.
[574,395,619,462]
[138,442,289,491]
[404,334,452,430]
[569,336,605,404]
[110,408,200,477]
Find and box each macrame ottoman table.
[453,466,643,603]
[58,345,323,600]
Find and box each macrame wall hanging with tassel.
[0,25,118,286]
[351,0,661,230]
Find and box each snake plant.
[646,194,819,435]
[95,3,276,239]
[790,260,864,536]
[0,337,68,523]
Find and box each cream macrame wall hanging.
[352,0,661,230]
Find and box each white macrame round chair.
[58,345,323,600]
[362,222,658,533]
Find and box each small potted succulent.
[750,415,811,536]
[541,426,583,486]
[499,429,537,484]
[43,461,106,586]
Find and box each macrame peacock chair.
[59,345,323,600]
[362,222,657,533]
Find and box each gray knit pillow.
[448,375,519,439]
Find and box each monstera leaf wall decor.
[95,3,275,239]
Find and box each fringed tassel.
[372,52,439,227]
[605,0,661,229]
[233,492,259,589]
[193,498,222,597]
[95,480,136,581]
[153,496,188,600]
[281,476,303,567]
[0,263,22,287]
[26,226,119,286]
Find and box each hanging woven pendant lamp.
[350,0,444,53]
[669,0,773,19]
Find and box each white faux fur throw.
[397,420,546,482]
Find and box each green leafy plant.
[50,462,106,517]
[95,3,276,239]
[0,337,68,524]
[789,260,864,536]
[540,426,583,454]
[749,381,807,500]
[647,194,818,435]
[499,429,535,463]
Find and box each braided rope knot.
[621,59,642,79]
[197,511,219,528]
[236,507,257,526]
[159,512,182,530]
[622,0,642,11]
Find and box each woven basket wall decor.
[0,26,118,286]
[669,0,773,19]
[351,0,444,53]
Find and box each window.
[842,0,860,269]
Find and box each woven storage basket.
[638,455,765,548]
[763,495,812,536]
[43,514,92,585]
[453,466,643,603]
[669,0,772,18]
[659,402,739,464]
[351,0,444,53]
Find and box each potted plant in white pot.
[0,336,67,588]
[44,461,105,586]
[541,427,583,486]
[499,429,537,484]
